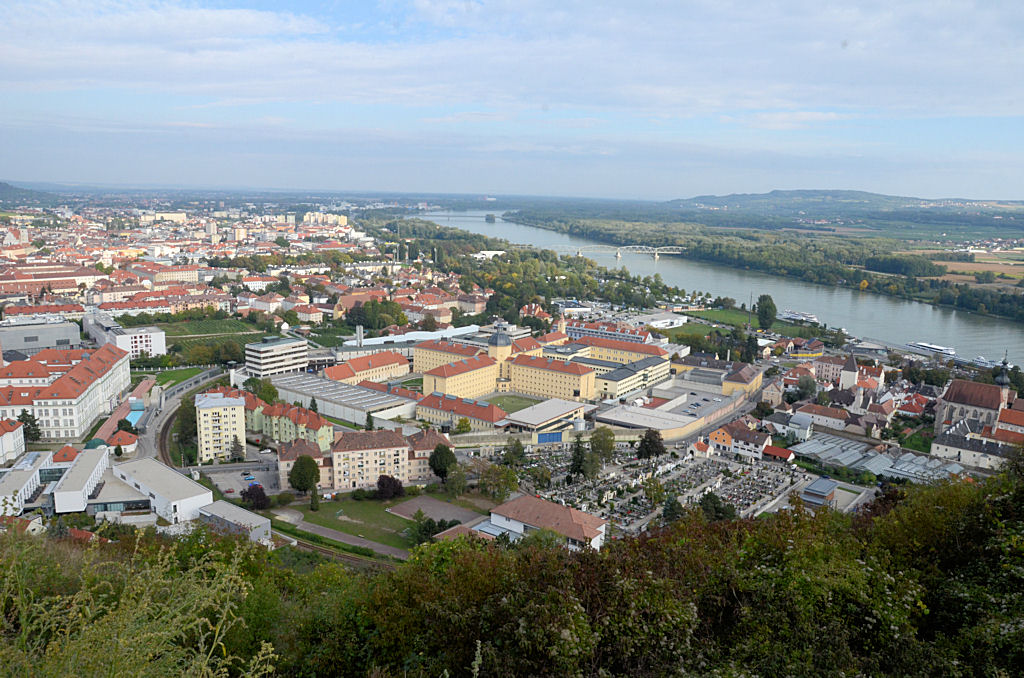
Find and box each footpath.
[271,508,410,560]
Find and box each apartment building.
[245,336,309,379]
[565,319,652,344]
[0,420,25,464]
[195,393,246,463]
[278,429,449,492]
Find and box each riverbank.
[500,213,1024,326]
[419,210,1024,359]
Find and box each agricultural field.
[484,394,542,413]
[157,318,257,336]
[172,334,269,351]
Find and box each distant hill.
[0,181,58,206]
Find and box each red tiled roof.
[425,355,497,378]
[763,445,794,460]
[331,429,408,453]
[942,379,1011,410]
[418,393,507,423]
[575,335,667,356]
[998,407,1024,427]
[414,339,482,358]
[106,430,138,446]
[510,354,594,375]
[52,445,79,463]
[325,352,409,382]
[492,495,606,543]
[797,403,850,421]
[278,439,325,461]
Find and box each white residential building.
[485,495,607,550]
[85,312,167,358]
[112,459,213,524]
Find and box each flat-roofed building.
[422,355,499,400]
[0,450,51,516]
[52,448,108,514]
[198,500,271,542]
[112,459,213,523]
[0,419,24,464]
[503,398,587,444]
[592,355,672,400]
[269,372,418,425]
[195,393,246,463]
[0,316,81,356]
[801,477,838,509]
[245,336,309,379]
[85,313,166,358]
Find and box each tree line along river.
[421,210,1023,363]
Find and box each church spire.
[995,351,1011,388]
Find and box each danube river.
[420,210,1023,362]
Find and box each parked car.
[244,475,255,481]
[224,488,235,494]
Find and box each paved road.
[272,508,410,559]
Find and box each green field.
[157,318,256,336]
[152,367,203,386]
[399,376,423,391]
[298,498,415,549]
[173,334,269,350]
[485,394,542,412]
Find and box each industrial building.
[0,315,80,357]
[269,372,418,424]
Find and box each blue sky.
[1,0,1023,200]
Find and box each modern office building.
[83,312,167,358]
[112,458,213,523]
[244,336,309,378]
[0,315,80,356]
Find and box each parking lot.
[206,465,281,496]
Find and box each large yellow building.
[195,393,246,463]
[412,339,484,372]
[508,355,596,401]
[324,351,410,385]
[423,355,499,399]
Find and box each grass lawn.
[323,414,361,429]
[151,367,203,387]
[157,318,256,336]
[299,498,415,549]
[399,376,423,391]
[661,324,711,341]
[901,431,933,453]
[485,394,542,413]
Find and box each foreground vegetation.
[4,455,1024,676]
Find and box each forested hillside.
[3,457,1024,677]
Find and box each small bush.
[352,488,369,500]
[424,483,442,494]
[276,492,294,507]
[405,485,422,497]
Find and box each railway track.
[276,531,396,571]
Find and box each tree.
[376,474,405,500]
[241,484,271,510]
[754,401,774,418]
[429,444,457,482]
[410,509,461,545]
[229,436,245,462]
[643,477,666,506]
[274,236,290,248]
[454,417,472,434]
[117,418,138,434]
[480,464,518,501]
[756,294,777,330]
[637,428,665,460]
[699,492,737,522]
[308,397,318,413]
[17,410,40,442]
[114,444,123,458]
[288,455,320,494]
[516,528,565,550]
[502,437,526,467]
[445,464,467,498]
[796,374,817,401]
[662,494,685,524]
[310,490,319,511]
[589,426,616,463]
[243,377,277,404]
[365,413,374,431]
[569,433,587,479]
[816,390,832,406]
[420,314,438,331]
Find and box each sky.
[1,0,1023,200]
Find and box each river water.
[418,210,1023,361]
